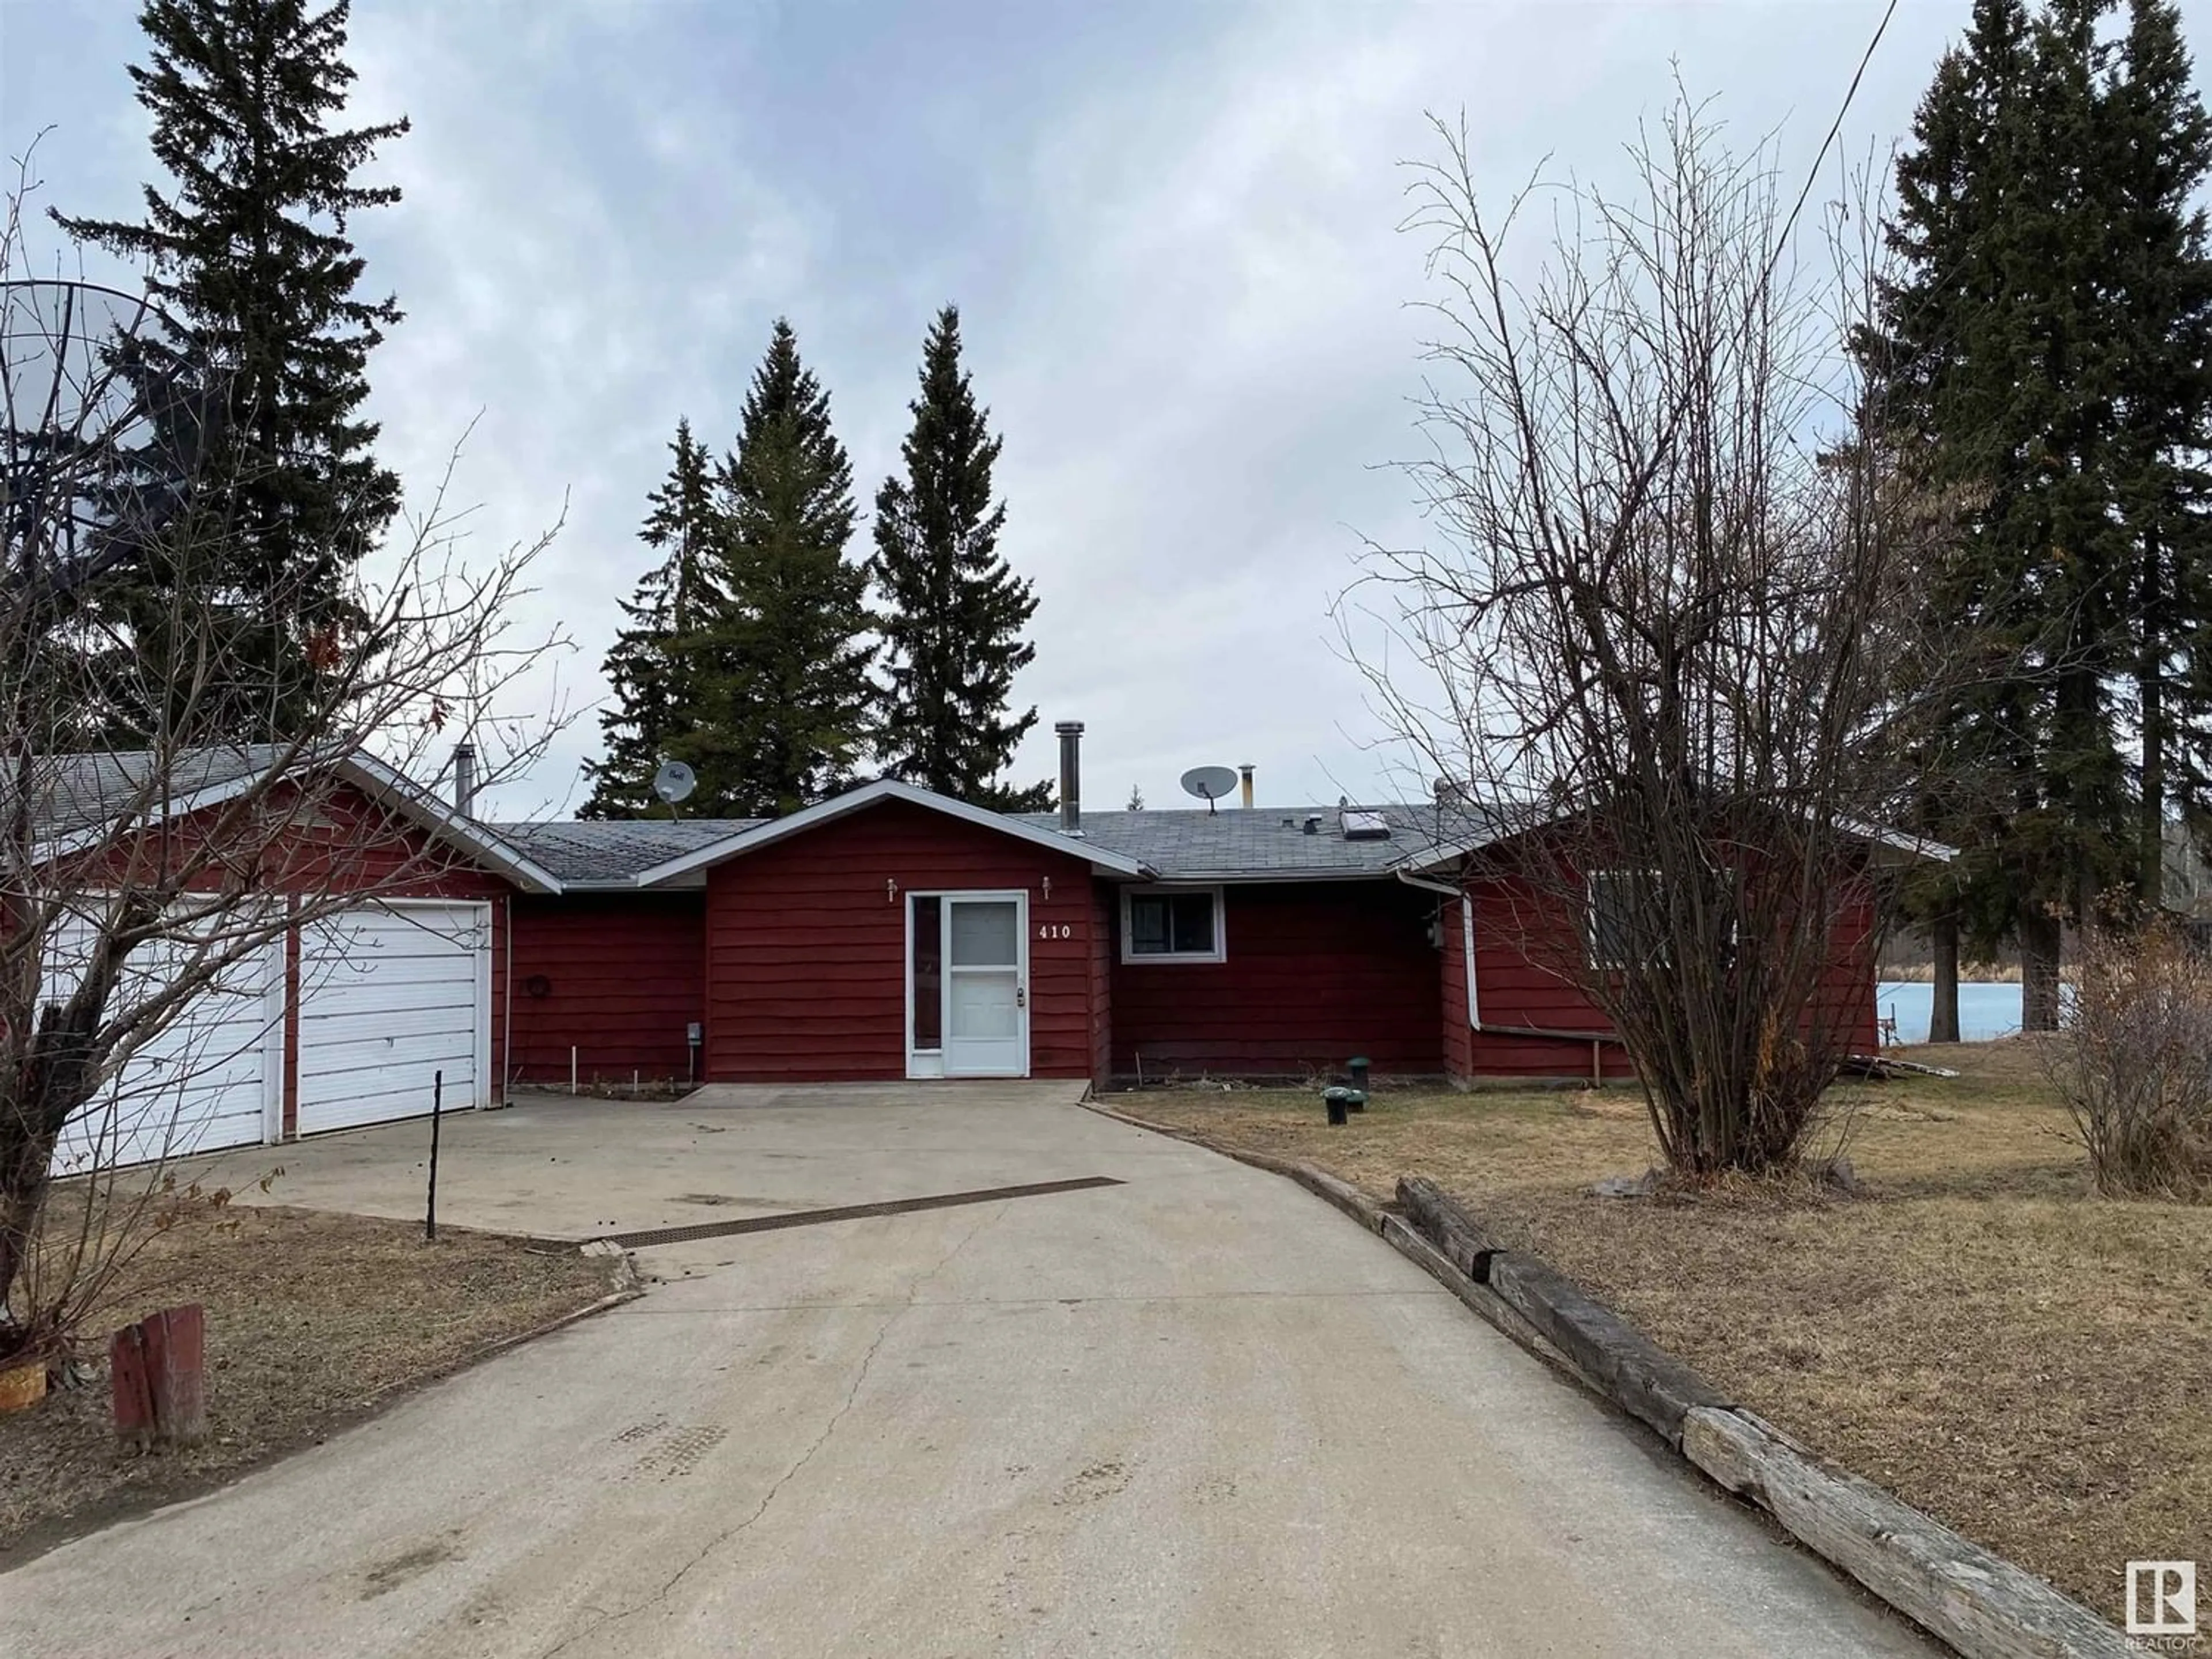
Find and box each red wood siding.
[1452,869,1879,1081]
[1440,895,1473,1078]
[508,892,705,1086]
[1090,885,1113,1084]
[1462,873,1633,1078]
[702,801,1102,1082]
[1110,881,1444,1078]
[1819,885,1880,1053]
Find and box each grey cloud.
[6,0,2201,814]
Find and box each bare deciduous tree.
[1,208,570,1365]
[1348,98,1966,1176]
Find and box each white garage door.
[47,918,281,1177]
[297,901,490,1135]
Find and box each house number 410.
[1037,922,1073,940]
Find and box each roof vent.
[1340,808,1391,840]
[1302,815,1322,836]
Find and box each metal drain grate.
[595,1175,1124,1248]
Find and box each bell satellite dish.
[2,279,224,597]
[1180,764,1241,816]
[653,759,697,807]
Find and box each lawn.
[0,1200,622,1559]
[1111,1040,2210,1626]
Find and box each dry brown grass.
[0,1203,619,1559]
[1115,1039,2211,1625]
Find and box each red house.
[490,724,1901,1093]
[43,729,1918,1175]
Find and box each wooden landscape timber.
[1683,1407,2132,1659]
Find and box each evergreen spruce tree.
[2104,0,2212,901]
[581,420,723,818]
[873,306,1050,810]
[1861,0,2034,1038]
[55,0,407,737]
[671,321,874,817]
[1865,0,2212,1026]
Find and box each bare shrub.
[2047,923,2212,1198]
[1345,95,1968,1177]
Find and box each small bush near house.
[2047,924,2212,1198]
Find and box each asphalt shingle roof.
[488,798,1508,887]
[487,817,762,884]
[1014,802,1502,880]
[20,746,291,840]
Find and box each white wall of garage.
[49,897,494,1173]
[45,915,285,1176]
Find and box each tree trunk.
[0,1162,48,1353]
[2020,910,2063,1032]
[2141,525,2166,907]
[1929,911,1961,1046]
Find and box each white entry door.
[942,895,1027,1077]
[297,901,490,1135]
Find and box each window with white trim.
[1121,885,1225,963]
[1585,869,1657,969]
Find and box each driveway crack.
[537,1206,1001,1658]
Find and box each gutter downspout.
[1393,869,1460,899]
[1393,866,1620,1047]
[502,892,513,1104]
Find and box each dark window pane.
[1169,894,1214,954]
[912,896,942,1048]
[1129,895,1171,955]
[1588,870,1646,967]
[1130,891,1217,956]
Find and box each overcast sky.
[6,1,2207,816]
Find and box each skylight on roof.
[1339,809,1391,840]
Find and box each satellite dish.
[1180,764,1241,816]
[653,759,697,807]
[2,279,225,604]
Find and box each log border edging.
[1083,1099,2131,1658]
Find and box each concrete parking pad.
[213,1080,1096,1242]
[5,1091,1937,1657]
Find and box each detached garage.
[38,749,557,1176]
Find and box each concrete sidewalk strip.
[1079,1098,1387,1231]
[1088,1112,2123,1658]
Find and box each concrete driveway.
[214,1081,1107,1249]
[2,1086,1936,1658]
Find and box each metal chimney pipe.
[1238,764,1255,809]
[1055,721,1084,835]
[452,741,477,816]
